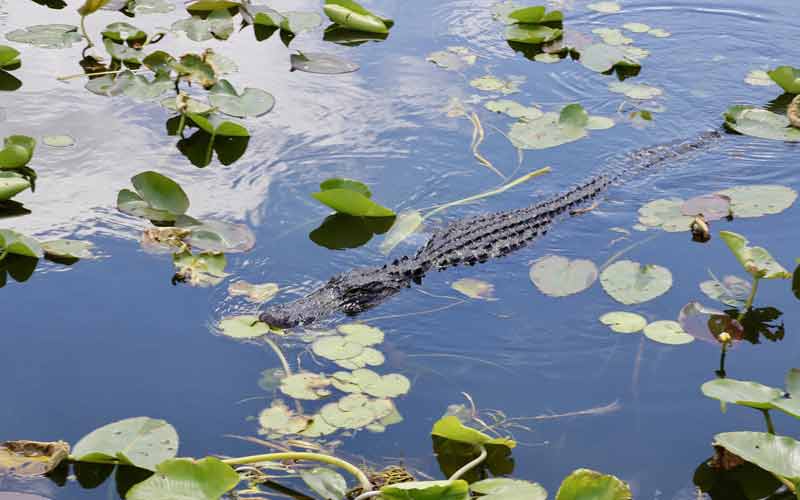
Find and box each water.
[1,0,799,498]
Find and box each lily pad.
[715,185,797,218]
[452,278,496,300]
[555,469,632,500]
[723,105,800,142]
[6,24,83,48]
[290,52,359,74]
[587,1,621,13]
[71,417,178,471]
[767,66,800,94]
[470,75,523,94]
[127,457,239,500]
[700,275,751,307]
[600,260,672,305]
[637,197,693,232]
[529,255,598,297]
[599,311,647,333]
[484,100,543,121]
[218,315,270,339]
[643,320,694,345]
[471,478,547,500]
[744,70,776,87]
[228,281,279,303]
[323,0,393,34]
[578,43,641,73]
[381,480,470,500]
[608,81,662,100]
[280,372,332,400]
[719,231,791,279]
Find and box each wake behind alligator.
[260,131,723,329]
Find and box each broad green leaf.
[127,457,239,500]
[131,171,190,215]
[300,467,347,500]
[600,260,672,305]
[5,25,83,48]
[381,480,470,500]
[218,315,270,338]
[715,185,797,218]
[0,45,20,69]
[767,66,800,94]
[723,105,800,142]
[599,311,646,333]
[719,231,791,279]
[451,278,496,300]
[324,0,392,34]
[714,432,800,485]
[643,320,694,345]
[431,416,516,449]
[78,0,111,16]
[556,468,632,500]
[471,478,547,500]
[312,189,394,217]
[0,172,31,201]
[701,378,783,410]
[41,240,94,259]
[71,417,178,471]
[208,80,274,118]
[290,52,359,74]
[0,230,43,258]
[380,210,423,254]
[529,255,598,297]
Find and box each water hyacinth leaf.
[452,278,496,300]
[638,197,693,232]
[218,315,270,339]
[0,440,70,476]
[280,372,331,400]
[312,189,394,218]
[470,478,547,500]
[599,311,647,333]
[587,1,621,13]
[643,320,694,345]
[608,81,662,100]
[715,185,797,218]
[0,230,43,258]
[131,171,189,215]
[71,417,178,471]
[529,255,598,297]
[300,467,348,500]
[43,135,75,147]
[719,231,791,279]
[600,260,672,305]
[127,457,239,500]
[506,24,562,44]
[555,469,632,500]
[744,70,776,87]
[187,113,249,137]
[679,301,743,343]
[0,46,20,69]
[701,378,782,410]
[381,480,470,500]
[432,416,516,449]
[592,28,632,46]
[714,432,800,487]
[578,43,641,73]
[623,22,650,33]
[723,106,800,142]
[767,66,800,94]
[338,323,384,345]
[41,240,94,260]
[700,275,751,307]
[323,0,393,34]
[0,172,31,201]
[228,281,279,303]
[6,25,83,48]
[681,194,731,220]
[290,52,359,74]
[484,100,543,121]
[380,210,423,254]
[469,75,523,94]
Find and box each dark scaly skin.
[260,131,723,328]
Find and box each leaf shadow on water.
[167,116,250,167]
[309,213,395,250]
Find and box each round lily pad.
[643,320,694,345]
[529,255,598,297]
[218,315,270,339]
[716,185,797,218]
[290,52,359,74]
[600,260,672,305]
[599,311,647,333]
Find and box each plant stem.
[738,276,760,321]
[80,16,93,49]
[761,409,776,435]
[448,445,487,482]
[221,452,372,492]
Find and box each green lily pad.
[593,27,632,46]
[643,320,694,345]
[484,100,543,121]
[312,180,394,217]
[432,415,516,449]
[715,185,797,218]
[578,43,641,73]
[228,281,279,303]
[258,400,311,437]
[714,432,800,487]
[0,45,20,69]
[608,81,662,100]
[600,260,672,305]
[637,197,693,232]
[470,75,523,94]
[719,231,791,279]
[280,372,332,400]
[506,24,563,44]
[702,379,783,410]
[218,315,270,339]
[338,323,384,345]
[744,70,776,87]
[300,467,348,500]
[172,10,233,41]
[452,278,496,300]
[127,457,239,500]
[723,105,800,142]
[529,255,598,297]
[471,478,547,500]
[290,52,359,74]
[623,22,650,33]
[381,480,470,500]
[6,25,83,48]
[71,417,178,471]
[767,66,800,94]
[599,311,647,333]
[41,240,94,260]
[587,1,621,13]
[187,113,249,137]
[700,275,751,307]
[0,172,31,201]
[0,229,43,258]
[555,469,632,500]
[323,0,393,34]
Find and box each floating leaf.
[719,231,791,279]
[41,239,94,260]
[599,311,647,333]
[592,27,631,46]
[72,417,178,471]
[555,469,632,500]
[127,457,239,500]
[600,260,672,305]
[280,372,332,400]
[715,185,797,218]
[578,43,641,73]
[452,278,496,300]
[381,480,470,500]
[622,22,650,33]
[471,478,547,500]
[300,467,348,500]
[767,66,800,94]
[290,52,359,74]
[608,81,662,100]
[637,197,693,232]
[529,255,598,297]
[6,25,83,48]
[228,281,279,303]
[723,105,800,142]
[699,275,751,307]
[484,100,543,121]
[744,70,776,87]
[258,400,311,437]
[470,75,523,94]
[323,0,393,34]
[587,1,621,13]
[714,432,800,487]
[218,315,270,339]
[643,320,694,345]
[0,440,70,477]
[431,416,516,449]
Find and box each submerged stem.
[221,452,371,492]
[448,445,487,482]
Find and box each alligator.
[259,130,723,329]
